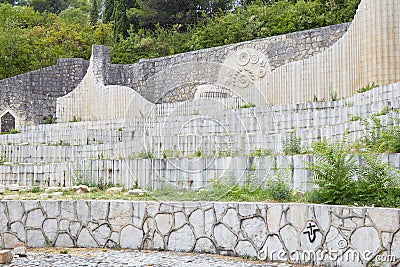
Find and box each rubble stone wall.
[0,200,399,266]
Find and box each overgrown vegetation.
[282,132,302,155]
[306,138,400,207]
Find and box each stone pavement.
[5,249,298,267]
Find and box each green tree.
[90,0,99,25]
[103,0,114,23]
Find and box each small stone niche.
[1,112,15,133]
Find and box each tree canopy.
[0,0,361,80]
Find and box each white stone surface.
[168,225,195,252]
[26,209,45,228]
[214,223,237,250]
[280,225,299,252]
[120,225,143,249]
[55,233,74,247]
[235,240,257,257]
[222,208,240,232]
[267,205,283,234]
[76,227,98,248]
[155,214,173,235]
[43,218,58,242]
[350,227,380,256]
[90,201,108,221]
[26,229,46,248]
[194,237,216,254]
[92,224,111,246]
[241,217,267,248]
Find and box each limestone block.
[168,225,195,252]
[267,205,283,234]
[214,223,237,250]
[325,226,347,251]
[300,221,323,251]
[76,201,89,225]
[286,205,312,231]
[222,208,240,233]
[43,219,58,243]
[3,233,24,248]
[390,230,400,260]
[0,250,12,264]
[61,201,76,221]
[6,201,24,222]
[204,209,215,236]
[120,225,143,249]
[41,201,60,218]
[238,203,258,217]
[241,217,267,248]
[279,224,299,252]
[10,221,26,242]
[76,227,98,248]
[55,233,74,247]
[26,209,45,228]
[189,209,204,237]
[193,237,216,254]
[26,230,46,248]
[153,232,164,250]
[69,221,81,238]
[350,227,380,256]
[132,202,146,228]
[213,203,226,221]
[173,212,186,230]
[93,224,111,246]
[109,201,132,228]
[235,240,258,257]
[155,214,173,235]
[261,235,285,262]
[0,203,8,232]
[313,205,331,232]
[367,208,399,232]
[90,201,108,221]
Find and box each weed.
[194,149,202,157]
[282,132,302,155]
[44,115,56,124]
[265,169,293,201]
[59,249,68,254]
[240,102,256,109]
[137,149,155,159]
[357,82,379,93]
[349,115,362,122]
[0,154,6,164]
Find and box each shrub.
[265,177,293,201]
[306,139,357,205]
[282,133,302,155]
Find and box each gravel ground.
[5,249,302,267]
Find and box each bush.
[306,139,357,205]
[282,133,302,155]
[307,139,400,207]
[266,177,293,201]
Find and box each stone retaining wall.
[2,153,400,193]
[0,200,399,266]
[0,58,89,126]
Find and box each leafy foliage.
[0,0,361,79]
[307,139,400,207]
[282,132,302,155]
[307,139,357,205]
